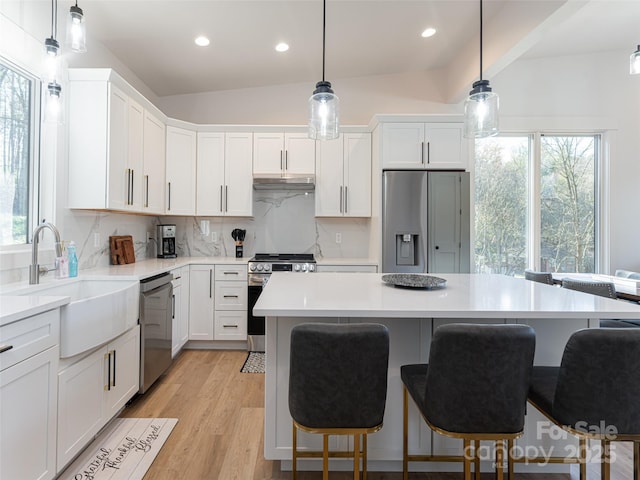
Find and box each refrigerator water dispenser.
[396,233,419,266]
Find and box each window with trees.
[474,133,598,276]
[0,59,38,247]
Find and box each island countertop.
[253,272,640,319]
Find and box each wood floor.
[120,349,634,480]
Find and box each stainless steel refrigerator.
[382,170,470,274]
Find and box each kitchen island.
[254,272,640,474]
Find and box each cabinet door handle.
[168,182,172,211]
[426,141,430,164]
[209,270,213,298]
[172,294,176,319]
[126,169,131,205]
[285,150,288,170]
[421,142,425,164]
[105,352,111,391]
[339,186,343,213]
[145,175,149,208]
[344,186,348,213]
[280,150,283,170]
[0,345,14,354]
[112,349,116,387]
[225,186,228,212]
[130,169,134,204]
[220,185,224,212]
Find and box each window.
[474,133,599,276]
[0,59,38,247]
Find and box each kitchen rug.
[58,417,177,480]
[241,351,265,373]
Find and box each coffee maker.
[157,224,177,258]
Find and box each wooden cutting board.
[109,235,135,265]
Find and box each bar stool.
[561,277,617,299]
[524,269,554,285]
[527,328,640,480]
[401,323,536,480]
[289,323,390,480]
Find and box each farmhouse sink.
[7,278,139,358]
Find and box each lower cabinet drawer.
[0,309,60,371]
[214,282,247,310]
[214,311,247,341]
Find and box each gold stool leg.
[353,433,361,480]
[601,439,611,480]
[292,422,297,480]
[323,434,329,480]
[507,438,514,480]
[495,439,504,480]
[474,439,481,480]
[579,437,587,480]
[403,387,409,480]
[363,434,368,480]
[463,438,472,480]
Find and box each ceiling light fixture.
[195,36,210,47]
[630,45,640,74]
[275,42,289,52]
[308,0,339,140]
[66,0,86,53]
[421,27,437,38]
[43,0,62,83]
[44,81,64,124]
[463,0,499,138]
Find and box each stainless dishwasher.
[139,272,173,393]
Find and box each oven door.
[247,273,268,351]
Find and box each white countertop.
[0,295,70,326]
[253,272,640,319]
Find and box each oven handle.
[248,275,269,287]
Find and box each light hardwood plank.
[120,349,634,480]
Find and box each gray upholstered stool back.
[553,328,640,434]
[289,323,390,429]
[423,323,535,434]
[524,269,554,285]
[561,278,617,298]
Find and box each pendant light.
[44,82,64,124]
[66,1,87,53]
[463,0,499,138]
[630,45,640,75]
[308,0,339,140]
[43,0,64,123]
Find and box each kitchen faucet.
[30,221,63,284]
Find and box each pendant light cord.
[50,0,58,38]
[322,0,326,82]
[479,0,483,82]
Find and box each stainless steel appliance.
[139,272,173,393]
[157,224,177,258]
[247,253,316,352]
[382,170,471,274]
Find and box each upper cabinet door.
[224,132,253,217]
[106,85,129,210]
[142,111,166,215]
[196,132,225,215]
[253,133,284,175]
[343,133,371,217]
[424,123,466,170]
[380,123,425,169]
[165,126,196,215]
[126,99,145,210]
[284,133,315,175]
[315,137,344,217]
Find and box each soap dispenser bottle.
[68,241,78,278]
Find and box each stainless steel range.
[247,253,316,352]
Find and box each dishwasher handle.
[140,272,173,292]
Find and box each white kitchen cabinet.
[166,126,197,215]
[171,266,189,357]
[214,264,247,341]
[56,325,140,471]
[380,122,467,170]
[0,309,59,480]
[316,133,371,217]
[253,132,315,175]
[196,132,253,216]
[142,110,166,214]
[68,81,135,210]
[189,265,215,340]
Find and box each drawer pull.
[223,295,239,298]
[0,345,14,354]
[223,324,238,328]
[223,271,239,275]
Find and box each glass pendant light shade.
[630,45,640,75]
[42,37,62,83]
[44,82,64,124]
[308,81,339,140]
[464,79,499,138]
[66,3,86,53]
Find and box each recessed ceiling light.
[275,42,289,52]
[195,36,210,47]
[421,27,437,38]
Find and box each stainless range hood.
[253,174,315,190]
